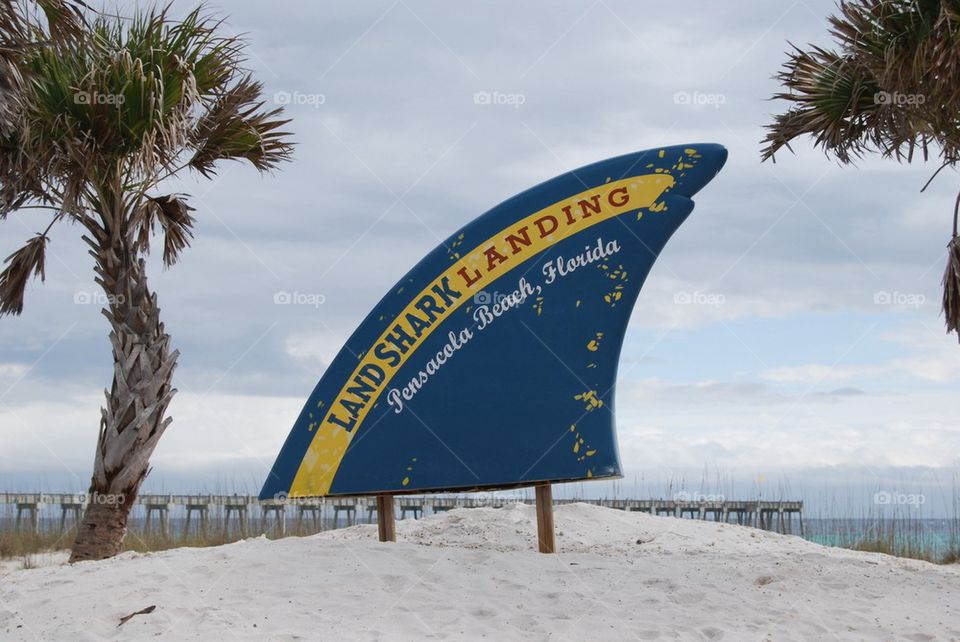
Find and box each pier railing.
[0,492,803,537]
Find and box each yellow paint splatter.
[401,457,417,487]
[605,265,628,281]
[587,332,604,351]
[604,285,624,306]
[569,426,598,466]
[649,201,667,213]
[574,390,604,411]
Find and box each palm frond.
[764,0,960,341]
[133,193,195,267]
[944,235,960,341]
[762,45,881,162]
[0,232,47,315]
[188,75,294,178]
[763,0,960,163]
[36,0,88,41]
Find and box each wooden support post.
[535,483,556,554]
[376,495,396,543]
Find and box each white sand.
[1,503,958,640]
[0,551,69,578]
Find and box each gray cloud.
[1,0,957,490]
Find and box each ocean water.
[3,510,958,561]
[803,517,959,557]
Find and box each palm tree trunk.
[70,239,179,562]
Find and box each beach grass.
[3,474,960,564]
[0,507,317,563]
[2,507,959,565]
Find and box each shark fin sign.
[261,144,727,499]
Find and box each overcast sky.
[1,0,957,508]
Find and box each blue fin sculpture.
[261,144,726,499]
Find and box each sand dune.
[2,503,958,640]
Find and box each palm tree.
[762,0,960,342]
[0,1,293,561]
